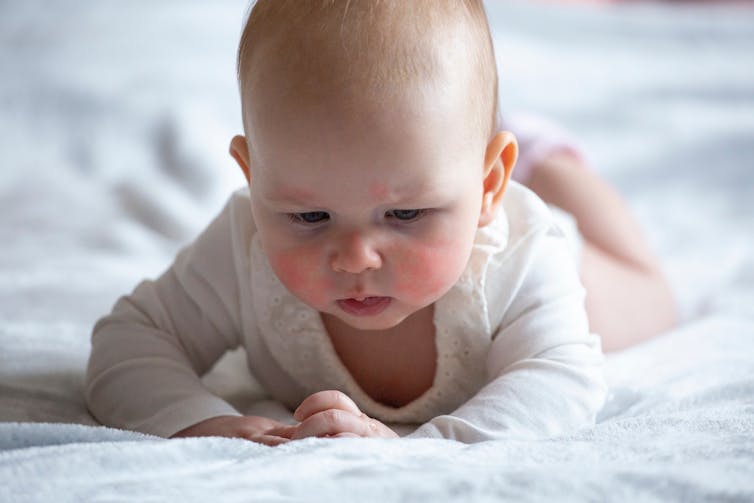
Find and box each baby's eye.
[289,211,330,225]
[385,209,426,221]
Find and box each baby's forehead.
[260,170,464,213]
[264,179,427,202]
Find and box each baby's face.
[245,88,489,331]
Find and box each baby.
[86,0,674,444]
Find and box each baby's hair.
[236,0,500,141]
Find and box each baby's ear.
[229,135,251,185]
[478,131,517,228]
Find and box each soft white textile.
[1,0,753,501]
[2,319,753,502]
[85,183,606,440]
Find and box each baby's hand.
[291,390,399,440]
[171,415,296,446]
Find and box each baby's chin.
[334,315,407,333]
[319,299,423,333]
[327,314,405,333]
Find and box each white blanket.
[1,0,753,501]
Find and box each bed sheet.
[1,0,753,501]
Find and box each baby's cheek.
[391,241,467,303]
[269,246,332,306]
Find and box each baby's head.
[230,0,517,331]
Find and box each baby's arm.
[86,196,251,438]
[407,223,607,442]
[171,415,295,445]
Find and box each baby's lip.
[341,289,380,300]
[341,294,378,301]
[337,297,392,316]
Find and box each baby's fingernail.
[293,408,302,421]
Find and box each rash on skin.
[389,238,468,305]
[269,244,335,307]
[369,182,390,201]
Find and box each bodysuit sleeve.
[85,193,251,438]
[406,221,607,442]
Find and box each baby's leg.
[526,153,677,352]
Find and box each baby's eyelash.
[385,209,429,222]
[288,211,330,225]
[287,209,430,226]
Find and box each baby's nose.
[330,231,382,274]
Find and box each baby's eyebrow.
[263,181,444,207]
[368,181,441,202]
[263,186,316,205]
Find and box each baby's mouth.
[336,296,392,316]
[350,296,380,304]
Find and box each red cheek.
[391,239,467,302]
[269,245,333,306]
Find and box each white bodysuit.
[86,181,607,442]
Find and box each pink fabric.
[501,112,586,185]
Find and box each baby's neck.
[321,304,437,408]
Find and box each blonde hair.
[237,0,499,140]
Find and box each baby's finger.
[264,424,298,439]
[291,409,374,440]
[246,435,291,447]
[293,390,362,421]
[331,432,360,438]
